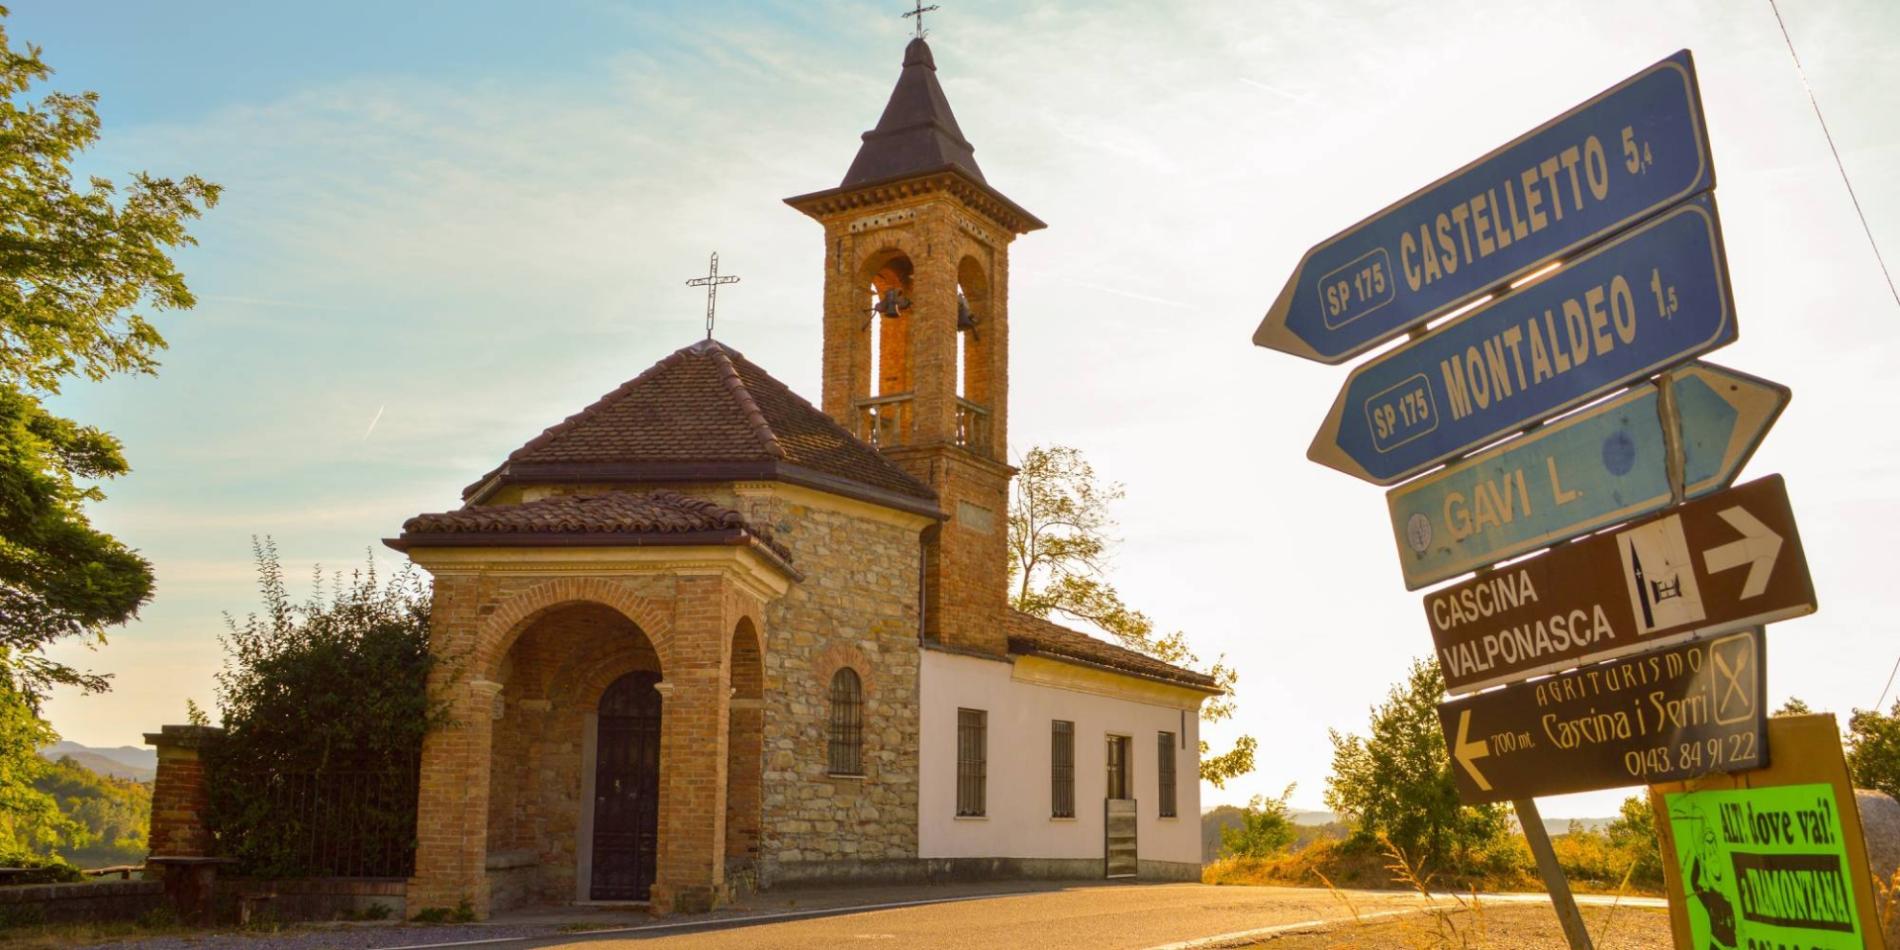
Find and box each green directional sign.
[1386,362,1788,590]
[1663,784,1868,949]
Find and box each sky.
[16,0,1900,820]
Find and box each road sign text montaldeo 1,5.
[1308,195,1735,485]
[1427,475,1813,695]
[1253,50,1712,364]
[1438,628,1765,804]
[1387,362,1788,590]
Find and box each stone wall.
[738,487,925,883]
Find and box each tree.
[1773,697,1814,717]
[1605,793,1662,883]
[0,679,75,853]
[1847,700,1900,800]
[208,541,444,875]
[1007,444,1256,787]
[0,9,219,704]
[1220,784,1299,858]
[1324,657,1506,869]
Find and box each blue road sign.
[1308,195,1735,485]
[1254,50,1713,364]
[1385,362,1788,590]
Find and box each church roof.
[389,490,797,573]
[784,38,1045,234]
[842,38,985,189]
[1004,610,1222,693]
[462,339,938,515]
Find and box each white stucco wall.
[918,648,1203,866]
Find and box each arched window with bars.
[827,668,864,775]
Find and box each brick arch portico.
[390,496,798,918]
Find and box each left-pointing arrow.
[1704,506,1783,599]
[1454,710,1491,792]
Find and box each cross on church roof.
[901,0,940,39]
[685,252,740,340]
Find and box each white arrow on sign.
[1453,709,1491,792]
[1703,506,1784,599]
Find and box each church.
[387,31,1219,916]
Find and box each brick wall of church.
[535,481,928,881]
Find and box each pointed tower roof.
[459,339,938,515]
[841,38,985,188]
[786,38,1044,233]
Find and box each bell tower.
[786,36,1044,658]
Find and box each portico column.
[648,576,732,914]
[408,675,502,918]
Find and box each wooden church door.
[590,671,662,901]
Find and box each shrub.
[0,846,83,885]
[1220,785,1299,858]
[206,540,446,877]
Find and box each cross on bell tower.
[901,0,940,38]
[685,252,740,340]
[784,27,1045,658]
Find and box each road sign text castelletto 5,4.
[1387,362,1787,590]
[1254,50,1713,364]
[1438,628,1765,804]
[1426,475,1813,695]
[1309,196,1735,485]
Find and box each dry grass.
[1237,904,1673,949]
[1204,835,1663,899]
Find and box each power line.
[1874,653,1900,713]
[1769,0,1900,312]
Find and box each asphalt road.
[499,883,1450,950]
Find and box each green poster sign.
[1665,784,1865,949]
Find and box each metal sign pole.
[1514,797,1594,949]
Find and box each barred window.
[956,708,987,817]
[1106,734,1131,800]
[1051,720,1075,818]
[1158,731,1177,818]
[828,668,863,775]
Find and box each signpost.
[1427,475,1813,694]
[1249,42,1827,950]
[1307,196,1735,485]
[1253,50,1713,364]
[1437,628,1765,804]
[1386,362,1788,590]
[1650,715,1887,950]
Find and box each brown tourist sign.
[1438,628,1766,804]
[1425,474,1813,695]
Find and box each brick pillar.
[406,677,501,918]
[648,576,731,914]
[145,725,222,858]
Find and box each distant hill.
[39,741,157,782]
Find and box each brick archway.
[475,578,676,680]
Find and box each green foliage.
[0,11,221,396]
[1847,699,1900,801]
[207,540,441,876]
[1324,657,1507,870]
[32,755,149,866]
[1220,784,1300,858]
[0,9,216,705]
[411,899,475,924]
[0,680,74,854]
[1773,697,1814,716]
[0,845,82,885]
[1007,444,1255,787]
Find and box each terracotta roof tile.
[465,339,935,508]
[1004,610,1220,692]
[395,490,792,564]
